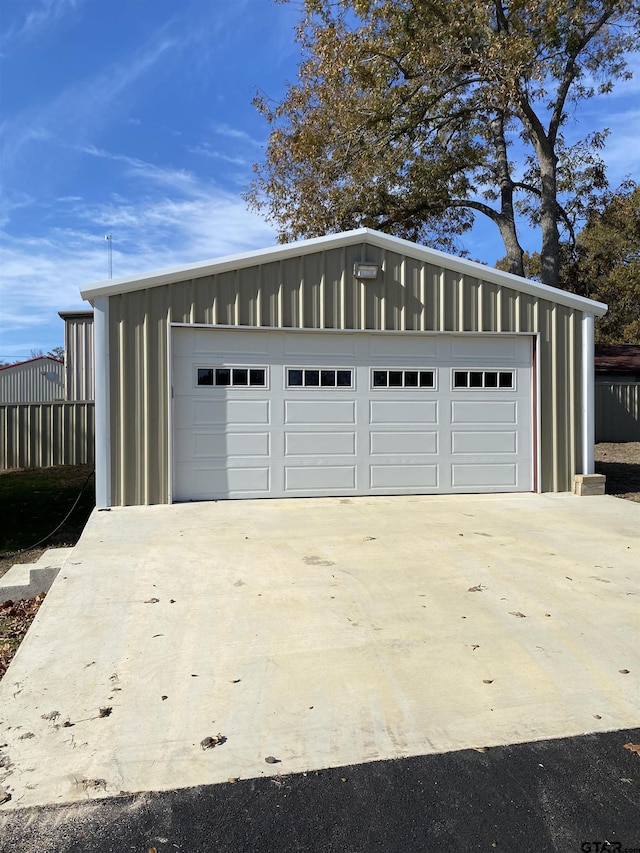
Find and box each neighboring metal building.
[0,356,65,403]
[58,310,95,401]
[80,228,607,508]
[595,344,640,442]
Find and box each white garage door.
[172,328,533,501]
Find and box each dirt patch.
[0,464,94,579]
[0,593,46,681]
[595,442,640,503]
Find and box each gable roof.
[80,227,607,317]
[0,356,63,372]
[595,345,640,375]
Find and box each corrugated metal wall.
[0,402,95,469]
[106,241,583,505]
[65,316,95,401]
[0,358,65,403]
[596,383,640,442]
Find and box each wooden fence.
[0,402,95,470]
[595,383,640,443]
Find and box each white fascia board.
[80,227,608,317]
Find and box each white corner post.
[581,312,595,475]
[93,296,112,508]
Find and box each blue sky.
[1,0,639,361]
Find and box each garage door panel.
[370,431,438,455]
[194,466,270,494]
[451,400,517,424]
[192,399,270,426]
[284,334,356,357]
[285,465,356,491]
[172,328,533,500]
[451,336,518,360]
[188,431,270,458]
[370,464,439,488]
[285,400,355,424]
[451,463,518,487]
[370,400,438,424]
[452,431,517,454]
[285,431,356,456]
[367,336,438,358]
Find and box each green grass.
[0,464,95,556]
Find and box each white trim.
[80,228,608,317]
[534,333,542,493]
[582,313,596,474]
[93,297,111,508]
[168,321,536,338]
[167,321,174,505]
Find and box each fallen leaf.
[230,679,241,684]
[509,611,526,618]
[565,577,573,581]
[483,679,494,684]
[0,787,11,804]
[161,696,168,701]
[472,747,489,753]
[144,598,159,604]
[201,734,225,750]
[468,584,486,592]
[228,777,239,783]
[623,742,640,756]
[265,755,279,764]
[98,707,112,718]
[619,669,630,674]
[470,644,480,651]
[593,714,602,719]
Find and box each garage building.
[80,228,607,507]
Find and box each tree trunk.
[537,147,560,286]
[490,115,525,277]
[497,215,525,277]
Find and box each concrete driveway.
[0,493,638,812]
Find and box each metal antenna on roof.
[105,232,113,279]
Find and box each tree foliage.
[246,0,640,286]
[575,183,640,343]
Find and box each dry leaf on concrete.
[509,611,526,618]
[623,742,640,756]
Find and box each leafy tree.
[246,0,640,286]
[47,346,65,362]
[497,183,640,341]
[575,183,640,342]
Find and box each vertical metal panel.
[596,383,640,441]
[0,402,95,469]
[106,240,585,505]
[0,358,65,402]
[63,315,95,400]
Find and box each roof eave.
[80,227,608,318]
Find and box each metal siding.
[0,402,94,469]
[0,359,65,403]
[64,316,95,401]
[106,240,582,505]
[596,383,640,441]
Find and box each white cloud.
[211,123,263,148]
[0,0,86,54]
[1,30,178,174]
[0,171,275,355]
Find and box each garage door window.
[452,370,514,389]
[287,368,353,388]
[371,369,435,389]
[197,367,267,387]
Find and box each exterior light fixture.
[353,262,379,280]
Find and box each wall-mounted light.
[353,262,379,280]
